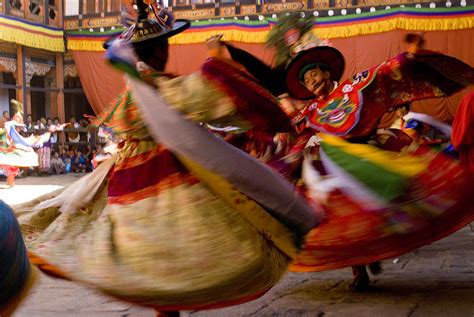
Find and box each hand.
[206,34,224,50]
[49,123,69,132]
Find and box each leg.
[6,174,15,188]
[348,265,369,291]
[368,261,382,275]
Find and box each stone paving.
[3,174,473,317]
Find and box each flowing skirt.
[15,139,293,311]
[291,134,474,271]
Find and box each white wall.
[0,88,9,115]
[65,0,80,16]
[0,74,9,114]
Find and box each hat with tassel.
[267,13,345,100]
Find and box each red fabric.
[291,147,474,272]
[452,92,474,147]
[0,165,20,177]
[72,51,126,115]
[452,92,474,170]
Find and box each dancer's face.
[303,68,334,99]
[135,40,169,72]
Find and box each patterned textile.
[0,201,32,313]
[293,51,473,138]
[247,50,474,272]
[290,134,474,272]
[15,70,301,311]
[37,146,51,172]
[0,129,39,168]
[300,65,378,136]
[201,58,292,133]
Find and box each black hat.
[104,1,190,49]
[285,46,345,100]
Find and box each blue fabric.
[5,122,32,148]
[0,201,30,306]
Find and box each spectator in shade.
[0,110,10,128]
[71,149,87,173]
[48,117,58,144]
[60,147,71,173]
[26,114,33,129]
[50,151,66,175]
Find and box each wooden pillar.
[15,45,28,116]
[57,0,64,26]
[56,53,65,123]
[44,0,49,24]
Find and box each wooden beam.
[15,45,28,116]
[56,53,66,123]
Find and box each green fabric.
[321,142,409,202]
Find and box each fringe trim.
[66,8,474,51]
[0,15,64,52]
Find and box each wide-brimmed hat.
[104,3,190,49]
[285,46,345,100]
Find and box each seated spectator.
[71,149,87,173]
[40,117,47,129]
[60,148,72,173]
[0,110,10,128]
[26,114,33,129]
[50,151,66,175]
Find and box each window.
[106,0,120,12]
[86,0,95,14]
[29,2,41,15]
[49,7,56,19]
[10,0,22,10]
[65,0,79,16]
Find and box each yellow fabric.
[67,14,474,51]
[0,16,64,52]
[67,39,105,52]
[179,155,299,259]
[320,133,428,177]
[16,177,289,308]
[170,29,269,45]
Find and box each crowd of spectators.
[21,115,112,176]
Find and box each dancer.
[15,2,317,315]
[213,13,474,290]
[0,100,61,187]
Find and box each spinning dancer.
[15,2,317,316]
